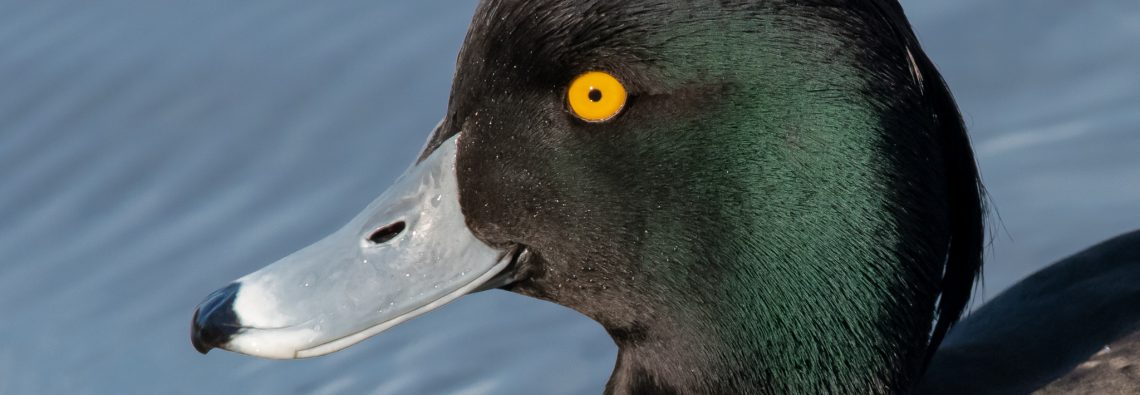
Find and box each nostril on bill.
[369,221,406,245]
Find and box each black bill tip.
[191,283,242,355]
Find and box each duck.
[919,229,1140,394]
[190,0,1140,393]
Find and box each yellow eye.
[567,71,628,123]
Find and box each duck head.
[192,1,984,393]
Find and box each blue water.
[0,1,1137,393]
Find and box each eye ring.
[567,71,628,123]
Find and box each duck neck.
[597,153,946,394]
[603,242,938,395]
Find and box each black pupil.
[588,89,603,102]
[369,221,406,244]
